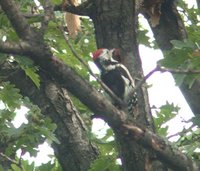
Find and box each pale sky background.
[5,0,198,166]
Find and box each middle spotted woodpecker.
[92,48,137,114]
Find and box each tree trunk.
[90,0,157,170]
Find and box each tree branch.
[54,0,93,16]
[0,41,31,55]
[157,65,200,74]
[0,153,25,171]
[135,67,158,91]
[196,0,200,9]
[135,64,200,92]
[0,0,33,40]
[122,124,199,171]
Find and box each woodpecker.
[92,48,137,114]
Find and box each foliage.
[0,82,59,170]
[9,158,62,171]
[176,126,200,160]
[138,16,157,49]
[89,128,121,171]
[154,102,179,136]
[158,39,200,88]
[158,2,200,88]
[156,1,200,161]
[14,56,40,88]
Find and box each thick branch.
[196,0,200,9]
[122,124,199,171]
[0,0,33,40]
[54,0,93,16]
[0,41,31,55]
[142,0,187,50]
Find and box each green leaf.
[0,109,16,121]
[21,160,35,171]
[154,102,179,136]
[160,48,190,68]
[158,127,168,136]
[38,126,60,144]
[171,40,194,49]
[11,164,21,171]
[35,162,54,171]
[173,74,186,87]
[51,0,62,5]
[0,82,22,110]
[6,122,26,137]
[14,56,40,88]
[0,165,3,171]
[0,53,8,62]
[89,155,120,171]
[24,67,40,88]
[138,29,152,47]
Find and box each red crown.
[92,48,104,60]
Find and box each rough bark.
[90,0,156,170]
[0,62,98,171]
[196,0,200,9]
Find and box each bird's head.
[92,48,118,71]
[92,48,109,60]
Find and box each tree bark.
[90,0,156,170]
[196,0,200,9]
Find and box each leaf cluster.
[0,82,59,169]
[89,127,121,171]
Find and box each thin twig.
[135,64,200,91]
[167,123,195,139]
[158,65,200,74]
[0,152,25,171]
[135,67,158,91]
